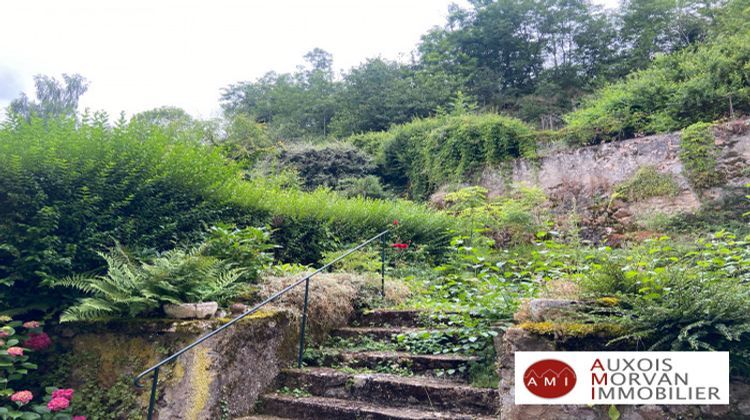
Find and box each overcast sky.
[0,0,618,119]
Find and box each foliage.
[376,113,534,198]
[277,143,375,190]
[221,48,338,141]
[679,122,723,190]
[322,247,381,274]
[9,74,88,122]
[614,166,680,201]
[564,31,750,144]
[201,225,275,284]
[444,185,550,245]
[49,239,254,322]
[574,232,750,376]
[335,176,389,200]
[0,116,456,311]
[0,319,83,419]
[212,114,275,167]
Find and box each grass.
[614,166,680,201]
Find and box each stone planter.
[163,302,219,319]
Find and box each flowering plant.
[0,318,84,419]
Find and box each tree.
[9,73,88,121]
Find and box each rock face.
[163,301,219,319]
[53,310,298,419]
[495,301,750,420]
[476,119,750,240]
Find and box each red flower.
[52,388,74,401]
[47,397,70,412]
[393,219,399,225]
[390,243,409,249]
[24,332,52,351]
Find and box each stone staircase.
[241,309,500,419]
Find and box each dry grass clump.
[259,272,411,341]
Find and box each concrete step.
[310,350,478,377]
[277,367,499,416]
[258,393,497,420]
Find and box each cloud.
[0,68,23,101]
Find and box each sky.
[0,0,618,119]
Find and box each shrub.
[277,143,376,190]
[353,113,534,199]
[614,166,680,201]
[443,185,550,245]
[335,176,389,200]
[0,116,457,311]
[679,122,724,190]
[564,32,750,145]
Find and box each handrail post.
[380,232,387,298]
[297,277,311,368]
[146,367,159,420]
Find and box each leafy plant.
[614,166,680,201]
[49,240,250,322]
[0,318,84,419]
[679,122,723,190]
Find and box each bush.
[614,166,680,201]
[277,143,375,190]
[0,116,457,312]
[335,176,389,200]
[443,185,550,245]
[576,232,750,376]
[564,32,750,145]
[0,115,246,312]
[347,113,534,199]
[679,122,724,190]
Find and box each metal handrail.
[133,229,390,419]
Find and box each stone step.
[353,309,428,327]
[331,326,460,342]
[258,393,496,420]
[311,350,478,376]
[235,416,289,420]
[277,367,499,416]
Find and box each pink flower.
[7,346,24,357]
[0,340,4,347]
[22,321,40,329]
[47,397,70,412]
[52,388,74,401]
[73,417,86,420]
[10,390,33,405]
[0,330,9,338]
[24,332,52,351]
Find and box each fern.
[51,242,250,322]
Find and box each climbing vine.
[679,122,723,190]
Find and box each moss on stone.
[518,321,624,338]
[596,297,620,307]
[185,346,212,420]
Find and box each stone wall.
[53,310,298,419]
[495,302,750,420]
[477,119,750,238]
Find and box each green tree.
[9,73,88,121]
